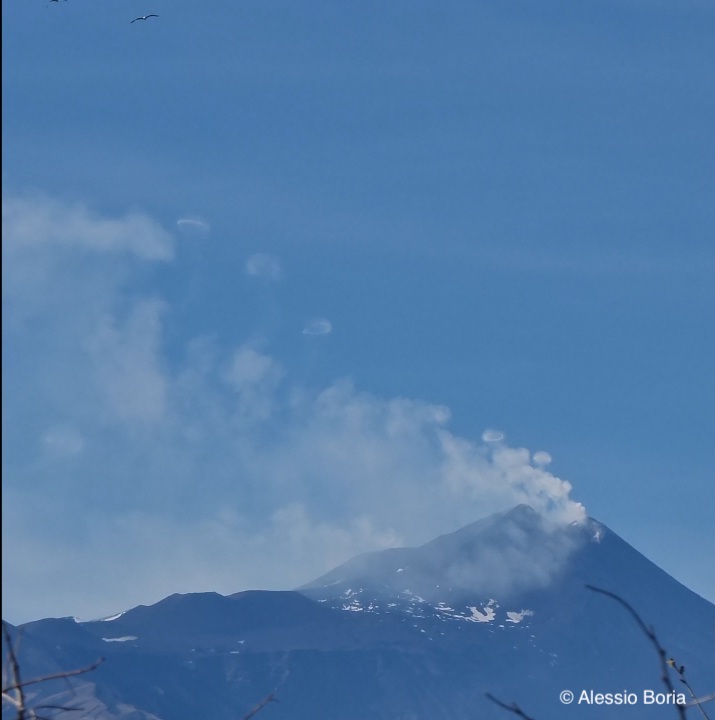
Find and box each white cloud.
[2,194,174,332]
[3,195,173,260]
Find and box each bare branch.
[3,619,103,719]
[2,620,27,720]
[2,657,104,694]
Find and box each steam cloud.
[441,510,584,599]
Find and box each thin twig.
[585,585,686,720]
[2,657,104,694]
[667,659,712,720]
[2,620,27,720]
[686,693,715,709]
[485,692,537,720]
[2,619,103,719]
[239,691,279,720]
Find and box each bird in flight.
[130,14,159,23]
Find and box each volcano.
[4,506,714,719]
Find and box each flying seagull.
[130,14,158,23]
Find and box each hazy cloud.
[3,195,173,260]
[223,346,285,424]
[85,298,169,425]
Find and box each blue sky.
[3,0,714,624]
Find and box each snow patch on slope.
[505,610,534,624]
